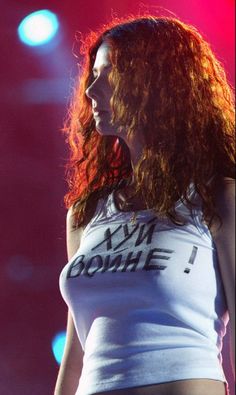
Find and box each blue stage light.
[18,10,59,46]
[52,331,66,364]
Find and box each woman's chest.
[61,217,218,305]
[66,216,215,278]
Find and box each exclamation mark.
[184,246,198,273]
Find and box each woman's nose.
[85,80,98,100]
[85,85,93,99]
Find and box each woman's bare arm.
[209,177,235,377]
[54,207,84,395]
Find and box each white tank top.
[59,184,228,395]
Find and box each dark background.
[0,1,235,394]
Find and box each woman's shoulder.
[66,206,84,259]
[207,175,235,202]
[67,192,103,231]
[66,194,105,258]
[213,176,235,206]
[209,176,235,238]
[66,204,81,231]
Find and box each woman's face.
[85,42,118,135]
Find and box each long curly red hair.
[63,15,235,227]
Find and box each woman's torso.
[89,188,227,395]
[62,184,228,395]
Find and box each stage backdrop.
[0,1,234,394]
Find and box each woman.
[55,15,235,395]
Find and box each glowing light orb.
[18,10,59,46]
[52,331,66,364]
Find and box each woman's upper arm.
[209,177,235,369]
[64,208,83,368]
[210,178,235,305]
[54,208,84,394]
[65,206,84,358]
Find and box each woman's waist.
[79,347,225,395]
[90,379,227,395]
